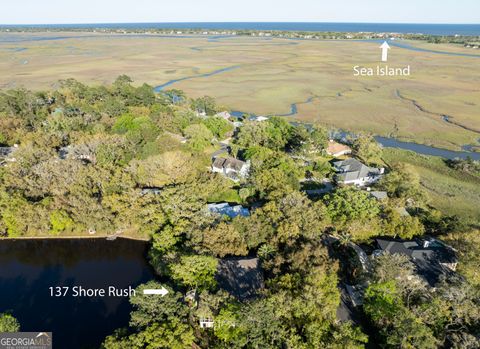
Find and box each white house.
[211,157,250,181]
[333,158,384,186]
[199,317,215,329]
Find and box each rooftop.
[375,237,457,286]
[376,238,456,263]
[326,140,352,156]
[207,203,250,218]
[333,158,383,183]
[216,257,264,300]
[212,157,247,172]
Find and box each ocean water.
[2,22,480,36]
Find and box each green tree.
[364,272,439,349]
[0,313,20,332]
[129,150,199,187]
[103,321,194,349]
[225,298,290,349]
[371,254,428,306]
[170,255,218,290]
[326,323,368,349]
[378,163,427,204]
[214,303,243,343]
[191,96,218,115]
[112,113,159,147]
[236,117,293,150]
[183,124,213,151]
[252,167,299,200]
[49,210,74,235]
[202,117,233,139]
[444,229,480,287]
[382,206,425,239]
[325,187,380,224]
[202,222,248,258]
[129,282,188,330]
[364,281,403,325]
[131,320,194,349]
[289,124,329,154]
[352,134,382,164]
[245,192,330,247]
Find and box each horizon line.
[1,21,479,26]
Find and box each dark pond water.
[0,238,155,349]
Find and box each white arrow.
[143,287,169,297]
[380,41,391,62]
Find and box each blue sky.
[2,0,479,24]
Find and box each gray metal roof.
[212,157,247,172]
[375,238,457,286]
[333,158,382,182]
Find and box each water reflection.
[0,238,155,349]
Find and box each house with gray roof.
[211,157,250,181]
[374,237,457,286]
[333,158,384,186]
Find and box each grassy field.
[1,32,479,150]
[382,148,480,225]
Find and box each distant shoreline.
[1,22,480,36]
[0,235,151,242]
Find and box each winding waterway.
[154,65,241,91]
[0,238,155,349]
[152,38,480,160]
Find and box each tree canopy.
[1,78,476,349]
